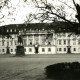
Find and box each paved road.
[0,54,80,80]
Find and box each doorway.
[35,47,38,54]
[67,48,71,53]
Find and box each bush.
[45,62,80,80]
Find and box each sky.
[0,0,80,26]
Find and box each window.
[24,48,26,52]
[11,49,13,52]
[15,49,16,52]
[73,41,76,45]
[30,42,32,45]
[10,29,12,32]
[2,49,5,52]
[59,48,62,51]
[10,40,13,46]
[59,39,61,45]
[42,48,45,52]
[78,39,80,45]
[48,42,51,45]
[48,48,51,52]
[73,39,76,45]
[64,40,66,45]
[2,41,5,46]
[7,29,9,32]
[15,40,17,45]
[64,48,66,51]
[29,48,32,52]
[57,48,58,51]
[14,29,16,32]
[63,33,66,37]
[68,40,70,44]
[74,48,76,51]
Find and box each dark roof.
[0,22,79,35]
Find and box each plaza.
[0,54,80,80]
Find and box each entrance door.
[35,47,38,54]
[67,48,71,53]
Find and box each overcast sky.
[0,0,80,26]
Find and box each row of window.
[0,48,78,53]
[0,40,17,46]
[57,39,80,45]
[57,48,76,51]
[25,48,52,52]
[0,49,15,52]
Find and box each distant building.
[0,22,80,54]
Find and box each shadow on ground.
[45,62,80,80]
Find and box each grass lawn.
[0,54,80,80]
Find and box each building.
[0,22,80,54]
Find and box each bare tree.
[32,0,80,32]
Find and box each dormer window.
[14,29,16,32]
[7,29,9,32]
[10,29,12,32]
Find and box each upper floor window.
[59,39,62,45]
[10,40,13,46]
[2,41,5,46]
[11,49,13,52]
[48,42,51,45]
[15,40,17,45]
[73,39,76,45]
[68,40,70,44]
[30,42,32,45]
[64,40,66,45]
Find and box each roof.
[0,22,79,35]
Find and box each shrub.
[45,62,80,80]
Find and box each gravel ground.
[0,54,80,80]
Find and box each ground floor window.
[57,48,58,51]
[2,49,5,52]
[29,48,32,52]
[59,48,62,51]
[15,49,16,52]
[11,49,13,52]
[64,48,66,51]
[48,48,51,52]
[42,48,45,52]
[73,48,76,51]
[24,48,26,52]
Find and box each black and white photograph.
[0,0,80,80]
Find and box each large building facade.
[0,23,80,54]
